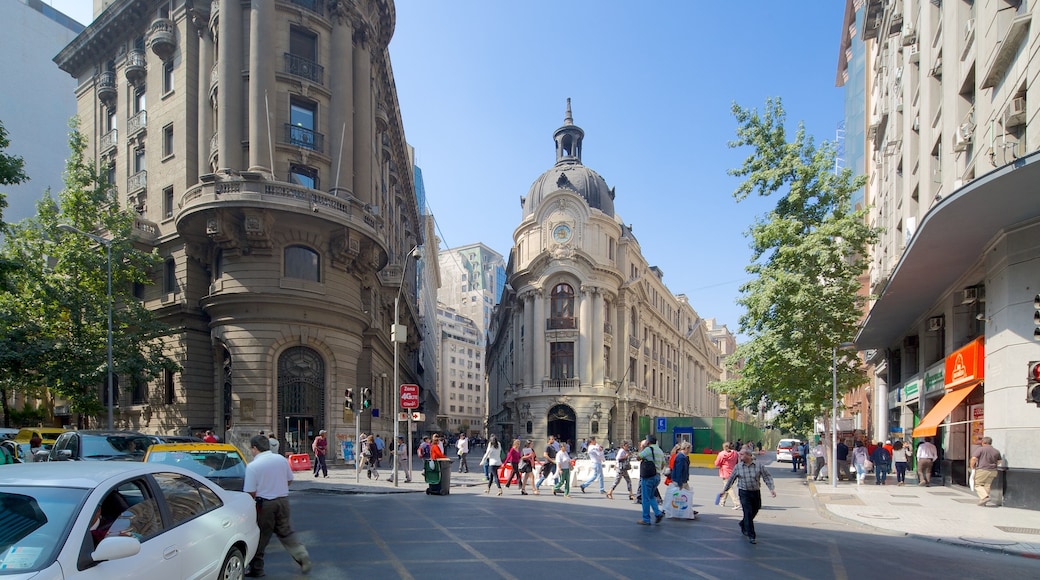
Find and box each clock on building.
[552,223,572,243]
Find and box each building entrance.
[547,404,576,450]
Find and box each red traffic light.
[1031,362,1040,382]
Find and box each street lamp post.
[58,224,114,430]
[832,341,856,489]
[391,246,420,488]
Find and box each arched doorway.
[547,404,576,451]
[630,411,639,444]
[277,346,325,455]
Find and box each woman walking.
[852,440,869,484]
[482,436,504,495]
[520,439,536,495]
[871,442,892,485]
[552,443,573,497]
[362,434,379,480]
[606,440,634,500]
[504,439,522,491]
[891,440,911,486]
[714,442,741,509]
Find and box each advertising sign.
[400,384,420,409]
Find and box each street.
[258,461,1038,579]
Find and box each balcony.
[546,316,577,330]
[127,110,147,138]
[289,0,324,16]
[97,71,117,107]
[100,128,118,155]
[543,378,579,390]
[284,124,324,153]
[628,335,640,349]
[128,170,147,195]
[148,18,176,61]
[125,49,147,85]
[284,53,324,84]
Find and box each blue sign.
[656,417,666,432]
[372,408,380,418]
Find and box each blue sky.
[53,1,848,338]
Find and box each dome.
[521,99,615,218]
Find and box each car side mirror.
[58,449,73,461]
[91,536,141,562]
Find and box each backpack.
[418,442,431,459]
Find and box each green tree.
[0,124,179,423]
[712,98,878,435]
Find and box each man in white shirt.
[244,435,310,577]
[580,437,606,494]
[811,441,827,481]
[916,438,939,486]
[456,434,470,473]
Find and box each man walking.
[636,435,666,525]
[267,431,279,455]
[721,448,776,545]
[836,438,850,481]
[580,436,606,494]
[811,439,827,481]
[456,433,470,473]
[916,437,938,486]
[244,435,311,577]
[311,430,328,478]
[388,435,411,483]
[534,436,558,493]
[374,434,385,467]
[970,437,1003,506]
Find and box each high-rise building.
[487,101,721,447]
[53,0,424,455]
[437,303,484,435]
[437,243,506,345]
[848,0,1040,509]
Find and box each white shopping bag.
[664,484,696,519]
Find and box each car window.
[87,480,164,548]
[148,450,246,479]
[81,436,153,459]
[153,472,222,527]
[0,486,89,574]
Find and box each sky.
[50,1,849,339]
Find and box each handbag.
[863,458,874,471]
[639,449,657,479]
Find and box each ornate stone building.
[54,0,424,454]
[487,101,721,448]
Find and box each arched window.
[550,283,575,329]
[284,245,320,282]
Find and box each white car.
[0,462,258,579]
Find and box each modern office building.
[53,0,425,456]
[848,0,1040,509]
[486,101,722,448]
[437,242,506,344]
[437,303,484,435]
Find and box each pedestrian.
[720,447,776,544]
[636,435,666,525]
[836,438,850,481]
[388,436,410,483]
[534,435,558,493]
[916,437,938,486]
[417,436,432,461]
[311,430,328,478]
[429,434,447,459]
[798,440,810,473]
[672,441,691,490]
[891,440,910,485]
[374,434,385,467]
[970,436,1003,506]
[204,430,219,443]
[606,440,635,500]
[870,442,892,485]
[482,436,504,495]
[519,439,536,495]
[580,438,588,454]
[456,433,470,473]
[267,431,279,455]
[714,441,741,510]
[756,440,763,452]
[852,440,869,484]
[579,436,606,494]
[29,432,42,455]
[504,438,522,491]
[663,443,680,487]
[243,435,311,577]
[811,440,827,481]
[552,441,572,497]
[362,434,379,480]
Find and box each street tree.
[0,124,179,423]
[712,98,878,436]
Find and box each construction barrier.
[288,454,312,472]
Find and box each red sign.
[400,384,419,409]
[944,336,985,390]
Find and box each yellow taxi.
[143,442,249,491]
[14,427,69,448]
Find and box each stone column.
[512,304,522,388]
[328,15,355,196]
[592,290,604,387]
[523,292,534,388]
[579,286,592,385]
[533,290,545,385]
[216,0,243,170]
[247,0,275,175]
[352,41,373,205]
[196,22,213,174]
[875,375,889,442]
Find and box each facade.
[0,0,83,225]
[486,101,722,449]
[437,304,484,435]
[849,0,1040,509]
[705,318,742,419]
[437,242,506,343]
[413,162,442,434]
[53,0,425,457]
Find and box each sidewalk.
[807,474,1040,559]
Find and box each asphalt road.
[258,464,1038,579]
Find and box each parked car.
[0,427,19,440]
[0,461,258,579]
[49,430,155,462]
[144,443,248,491]
[1,440,36,464]
[776,438,801,463]
[14,426,69,447]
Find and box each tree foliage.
[711,98,879,435]
[0,123,180,425]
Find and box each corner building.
[55,0,423,454]
[487,102,721,448]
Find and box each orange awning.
[912,381,981,438]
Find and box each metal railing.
[284,123,324,152]
[547,317,578,330]
[128,110,147,136]
[127,170,147,194]
[289,0,324,15]
[284,53,324,84]
[100,128,118,154]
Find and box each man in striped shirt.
[721,448,776,544]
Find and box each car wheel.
[219,547,245,580]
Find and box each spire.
[564,97,573,126]
[554,98,584,165]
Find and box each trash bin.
[425,458,452,495]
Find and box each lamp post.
[58,224,114,430]
[392,246,421,488]
[832,341,856,489]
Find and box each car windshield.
[147,450,245,479]
[83,436,154,459]
[0,486,88,575]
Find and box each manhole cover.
[996,526,1040,535]
[958,536,1020,546]
[857,513,900,520]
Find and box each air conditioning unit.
[953,124,972,152]
[1004,96,1026,128]
[928,316,945,331]
[907,44,920,63]
[962,287,980,304]
[902,24,917,46]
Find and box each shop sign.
[945,336,985,390]
[903,379,920,402]
[924,363,945,394]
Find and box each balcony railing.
[128,170,147,194]
[125,49,147,85]
[603,322,612,334]
[128,110,147,137]
[97,71,117,106]
[628,335,640,349]
[100,128,118,154]
[547,316,577,330]
[284,123,324,153]
[284,53,324,84]
[543,378,579,390]
[289,0,324,16]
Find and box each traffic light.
[344,388,354,411]
[1033,294,1040,340]
[1028,361,1040,406]
[362,388,372,410]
